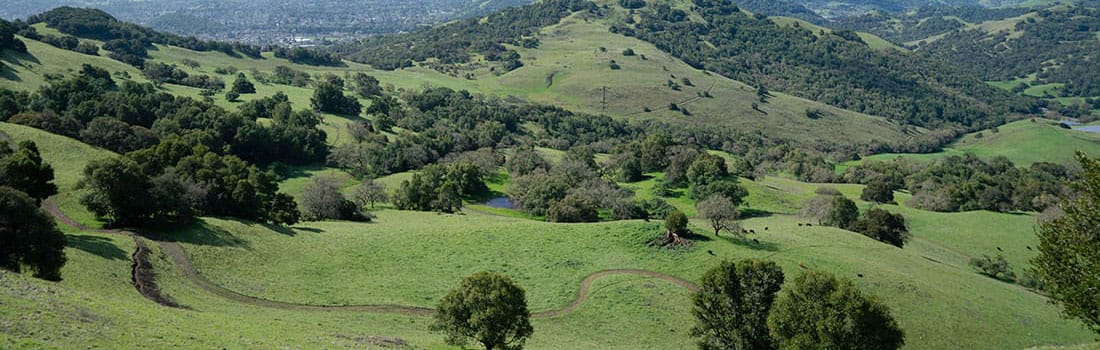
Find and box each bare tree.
[696,195,740,236]
[353,178,388,209]
[300,176,348,220]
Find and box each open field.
[3,118,1096,349]
[838,118,1100,170]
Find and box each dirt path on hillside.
[42,197,184,308]
[43,198,700,317]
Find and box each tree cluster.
[693,260,905,350]
[143,61,225,90]
[299,176,370,221]
[272,47,343,66]
[2,69,326,164]
[392,162,487,213]
[847,154,1069,213]
[0,186,67,281]
[801,193,910,248]
[0,141,58,202]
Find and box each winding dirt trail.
[41,197,182,308]
[43,199,700,318]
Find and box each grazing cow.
[707,250,715,256]
[1026,246,1032,251]
[764,226,769,231]
[798,223,803,227]
[858,273,864,278]
[997,247,1003,252]
[752,238,760,244]
[806,223,813,227]
[749,229,756,234]
[798,262,806,269]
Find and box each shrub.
[970,254,1016,282]
[546,193,599,222]
[665,210,688,234]
[849,208,909,248]
[860,179,895,204]
[823,196,859,229]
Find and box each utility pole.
[600,86,607,111]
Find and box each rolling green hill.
[838,118,1100,169]
[0,13,917,147]
[916,5,1100,102]
[2,120,1097,349]
[2,5,1099,350]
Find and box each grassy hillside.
[2,6,1098,350]
[839,118,1100,169]
[1,17,915,147]
[168,192,1093,350]
[0,122,115,228]
[2,114,1097,349]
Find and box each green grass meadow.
[2,16,1099,350]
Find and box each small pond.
[485,196,515,209]
[1076,125,1100,133]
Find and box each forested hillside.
[833,6,1031,43]
[332,0,1038,132]
[918,5,1100,98]
[614,0,1036,129]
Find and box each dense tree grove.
[311,80,361,115]
[692,261,906,350]
[0,66,322,227]
[617,0,1037,128]
[0,186,67,281]
[431,272,533,350]
[329,86,635,183]
[844,155,1069,213]
[768,270,905,350]
[692,259,784,350]
[335,0,594,71]
[1,69,326,166]
[18,29,99,56]
[1031,153,1100,334]
[393,162,487,213]
[80,146,299,227]
[142,62,225,90]
[271,47,343,66]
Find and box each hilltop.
[337,0,1038,134]
[1,6,918,149]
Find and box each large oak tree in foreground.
[1031,153,1100,334]
[692,259,784,350]
[768,270,904,350]
[0,186,66,281]
[431,272,533,350]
